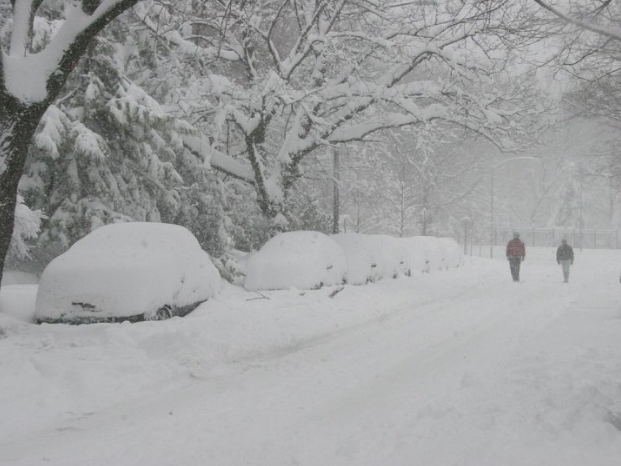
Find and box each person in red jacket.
[506,232,526,282]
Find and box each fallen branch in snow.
[246,291,270,301]
[329,287,345,298]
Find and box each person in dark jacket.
[556,239,574,283]
[506,232,526,282]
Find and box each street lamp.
[489,156,541,258]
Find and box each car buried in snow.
[35,223,221,324]
[244,231,348,291]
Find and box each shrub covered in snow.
[244,231,347,291]
[35,223,221,324]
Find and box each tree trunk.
[0,92,47,287]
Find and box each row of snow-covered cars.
[34,223,463,324]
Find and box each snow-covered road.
[2,248,621,465]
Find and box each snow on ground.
[1,247,621,465]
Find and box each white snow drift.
[35,222,221,323]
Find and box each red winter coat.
[506,238,525,259]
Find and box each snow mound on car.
[407,236,444,272]
[437,237,464,269]
[332,233,410,284]
[35,223,221,322]
[331,233,382,285]
[244,231,347,291]
[395,236,431,275]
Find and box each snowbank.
[244,231,347,291]
[35,223,221,323]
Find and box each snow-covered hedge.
[35,223,221,323]
[244,231,347,291]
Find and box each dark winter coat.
[557,244,574,263]
[506,238,526,260]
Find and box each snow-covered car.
[408,236,443,272]
[374,235,410,279]
[397,236,431,275]
[437,237,464,269]
[332,233,383,285]
[35,223,221,324]
[244,231,347,291]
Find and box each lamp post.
[579,160,583,251]
[489,156,540,258]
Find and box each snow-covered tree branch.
[164,0,542,225]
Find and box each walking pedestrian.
[556,238,574,283]
[506,232,526,282]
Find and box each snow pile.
[244,231,347,291]
[35,223,221,322]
